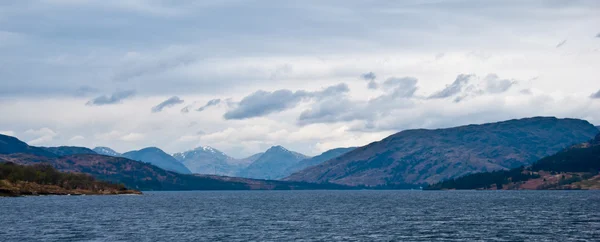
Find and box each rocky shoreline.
[0,180,142,197]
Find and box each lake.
[1,190,599,241]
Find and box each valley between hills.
[1,116,600,195]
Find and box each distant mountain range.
[122,147,192,174]
[427,132,600,190]
[236,146,310,179]
[173,146,246,176]
[285,117,599,186]
[2,116,598,190]
[0,134,351,191]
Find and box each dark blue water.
[1,190,599,241]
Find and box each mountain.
[238,152,264,166]
[122,147,192,174]
[285,147,356,175]
[173,146,245,176]
[236,146,309,180]
[40,146,97,156]
[93,147,121,157]
[427,133,600,190]
[285,117,599,186]
[0,134,56,157]
[596,125,600,131]
[0,153,352,191]
[0,134,354,191]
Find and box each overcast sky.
[1,0,599,158]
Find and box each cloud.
[120,132,145,142]
[26,127,58,145]
[520,89,533,95]
[197,99,222,112]
[151,96,184,113]
[381,77,418,98]
[596,33,600,38]
[86,90,135,106]
[483,74,516,94]
[224,83,349,120]
[591,89,600,99]
[361,72,376,81]
[361,72,378,89]
[69,135,85,141]
[556,39,567,48]
[428,74,473,99]
[0,130,15,136]
[114,50,196,81]
[298,77,418,126]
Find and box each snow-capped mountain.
[173,146,247,176]
[93,147,121,157]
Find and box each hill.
[0,162,140,196]
[285,147,355,175]
[40,146,97,156]
[285,117,599,186]
[122,147,192,174]
[0,134,57,157]
[427,133,600,190]
[236,146,309,179]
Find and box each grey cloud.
[428,74,473,99]
[591,90,600,99]
[556,39,567,48]
[114,52,196,82]
[520,89,532,95]
[197,99,222,112]
[361,72,378,89]
[86,90,135,106]
[298,98,364,125]
[381,77,418,98]
[367,81,378,89]
[361,72,376,81]
[151,96,184,113]
[298,77,418,126]
[596,33,600,38]
[483,74,516,94]
[224,83,349,120]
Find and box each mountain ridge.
[173,146,244,176]
[427,132,600,190]
[122,147,192,174]
[236,146,309,180]
[286,117,599,186]
[93,147,121,157]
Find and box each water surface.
[1,190,599,241]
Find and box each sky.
[0,0,599,158]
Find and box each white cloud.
[26,127,58,145]
[0,130,15,136]
[69,135,85,141]
[120,132,145,142]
